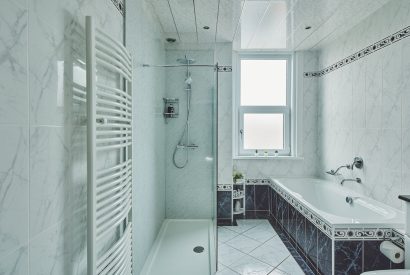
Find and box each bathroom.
[1,0,410,274]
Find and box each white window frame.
[234,52,294,157]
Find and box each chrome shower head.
[177,56,196,65]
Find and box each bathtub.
[272,178,404,228]
[266,177,406,274]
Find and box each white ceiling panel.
[148,0,395,50]
[169,0,197,34]
[195,0,219,43]
[150,0,178,34]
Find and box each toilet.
[361,196,410,275]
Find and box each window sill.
[233,156,304,160]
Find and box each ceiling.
[149,0,391,50]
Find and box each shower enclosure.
[140,49,218,275]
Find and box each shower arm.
[326,164,352,176]
[326,157,364,176]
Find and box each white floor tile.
[243,223,277,243]
[218,226,240,243]
[276,256,305,275]
[230,255,274,275]
[225,234,261,254]
[218,243,247,267]
[249,242,290,268]
[264,236,288,251]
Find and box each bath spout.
[340,178,362,185]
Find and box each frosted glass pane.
[243,113,284,150]
[241,60,287,106]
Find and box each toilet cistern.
[399,195,410,269]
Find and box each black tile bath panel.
[363,241,390,272]
[245,185,255,211]
[335,241,363,275]
[317,230,332,275]
[217,191,231,219]
[254,185,269,210]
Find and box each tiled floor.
[217,219,305,275]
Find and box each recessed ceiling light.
[305,26,312,30]
[203,26,210,30]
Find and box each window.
[235,54,293,157]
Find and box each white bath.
[272,178,404,228]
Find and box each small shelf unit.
[232,180,246,218]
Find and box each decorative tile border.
[217,65,232,72]
[334,228,392,240]
[246,179,271,185]
[111,0,125,16]
[217,184,232,191]
[304,25,410,78]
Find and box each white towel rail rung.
[97,130,132,136]
[96,137,132,146]
[97,175,131,201]
[97,98,132,112]
[96,183,131,212]
[96,42,132,70]
[97,192,131,225]
[96,49,132,79]
[96,123,132,130]
[96,141,132,152]
[96,165,131,185]
[97,224,132,273]
[97,84,131,100]
[97,90,132,107]
[97,203,131,238]
[97,173,131,194]
[96,56,132,81]
[87,16,132,275]
[96,29,132,61]
[96,160,131,177]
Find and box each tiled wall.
[126,0,167,273]
[317,0,410,210]
[0,0,123,273]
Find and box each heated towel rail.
[86,16,133,275]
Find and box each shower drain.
[193,246,205,253]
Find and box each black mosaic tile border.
[111,0,125,16]
[217,65,232,72]
[304,25,410,78]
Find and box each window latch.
[240,129,243,140]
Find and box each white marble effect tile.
[226,234,261,254]
[0,126,28,258]
[317,0,410,210]
[29,126,70,237]
[249,242,290,268]
[0,246,28,275]
[218,243,248,267]
[0,0,28,126]
[242,223,277,243]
